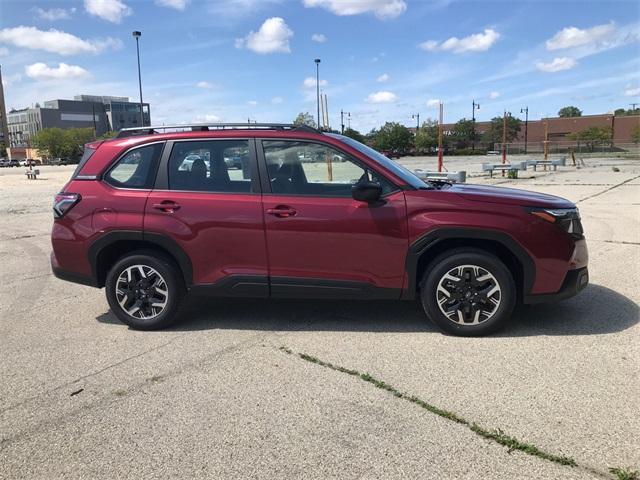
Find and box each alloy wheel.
[435,264,501,325]
[115,265,169,320]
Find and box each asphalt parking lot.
[0,157,638,479]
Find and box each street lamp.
[520,106,529,154]
[412,113,420,133]
[340,109,351,134]
[132,31,144,127]
[472,100,480,151]
[314,58,321,129]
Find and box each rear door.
[257,139,408,298]
[144,138,269,295]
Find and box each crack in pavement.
[577,175,640,204]
[279,347,614,479]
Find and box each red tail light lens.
[53,193,81,218]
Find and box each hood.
[447,183,574,208]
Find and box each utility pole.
[543,119,549,161]
[520,106,528,154]
[340,110,351,134]
[502,110,508,167]
[412,113,420,133]
[314,58,321,129]
[630,103,639,110]
[438,102,444,173]
[132,31,144,127]
[472,100,480,151]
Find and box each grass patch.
[610,467,639,480]
[281,346,577,468]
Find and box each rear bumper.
[51,252,99,288]
[523,267,589,304]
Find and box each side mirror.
[352,181,382,203]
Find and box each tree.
[558,106,582,118]
[370,122,413,153]
[568,126,612,151]
[342,127,365,143]
[449,118,477,150]
[414,119,439,153]
[31,127,95,159]
[293,112,317,128]
[0,142,7,158]
[481,115,522,148]
[614,107,640,116]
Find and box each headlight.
[530,207,584,238]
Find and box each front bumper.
[523,267,589,304]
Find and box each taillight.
[53,193,81,218]
[530,207,584,239]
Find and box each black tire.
[105,251,186,330]
[420,248,516,336]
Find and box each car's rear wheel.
[420,248,516,336]
[105,252,185,330]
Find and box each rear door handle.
[266,206,297,218]
[152,201,181,213]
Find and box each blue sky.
[1,0,639,132]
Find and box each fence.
[495,141,640,157]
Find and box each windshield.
[326,133,427,189]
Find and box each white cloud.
[1,72,21,88]
[271,96,283,104]
[303,0,407,19]
[155,0,189,10]
[377,73,389,83]
[419,28,500,53]
[311,33,327,43]
[0,26,121,55]
[196,81,213,89]
[303,76,328,88]
[0,47,8,56]
[546,22,616,50]
[25,62,90,80]
[625,86,640,96]
[247,100,258,106]
[193,114,222,123]
[366,91,397,103]
[489,91,500,99]
[235,17,293,54]
[32,7,76,21]
[84,0,132,23]
[426,99,440,108]
[536,57,578,72]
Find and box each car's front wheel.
[105,252,185,330]
[420,248,516,336]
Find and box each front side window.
[168,140,252,193]
[105,143,162,189]
[262,140,395,196]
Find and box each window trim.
[155,138,260,195]
[257,138,400,198]
[103,141,166,190]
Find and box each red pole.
[438,102,444,172]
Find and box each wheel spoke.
[115,264,169,321]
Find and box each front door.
[258,139,408,299]
[144,138,269,296]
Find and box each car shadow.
[95,284,638,337]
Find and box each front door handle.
[152,201,181,213]
[266,206,297,218]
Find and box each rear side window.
[105,143,163,189]
[167,139,253,193]
[70,147,96,179]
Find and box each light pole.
[520,106,529,154]
[314,58,321,129]
[412,113,420,133]
[132,31,144,127]
[471,100,480,151]
[340,110,351,134]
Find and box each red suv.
[51,123,588,336]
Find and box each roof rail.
[115,123,320,138]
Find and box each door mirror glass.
[352,181,382,203]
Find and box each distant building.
[7,95,150,148]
